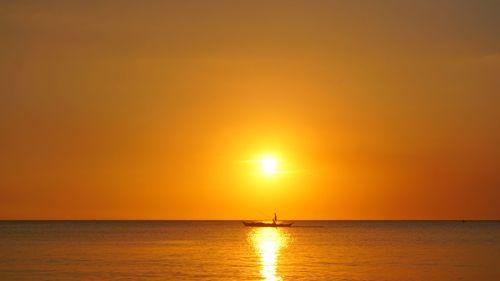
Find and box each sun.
[261,156,278,175]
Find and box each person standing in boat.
[273,213,277,225]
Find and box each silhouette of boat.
[242,213,293,227]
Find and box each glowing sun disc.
[261,156,278,175]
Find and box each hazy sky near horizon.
[1,1,499,219]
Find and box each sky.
[1,1,499,220]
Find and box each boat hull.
[242,221,293,227]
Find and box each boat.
[242,213,293,227]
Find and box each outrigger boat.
[242,213,293,227]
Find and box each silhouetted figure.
[242,212,293,227]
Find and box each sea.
[0,221,499,281]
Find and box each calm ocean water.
[0,221,499,280]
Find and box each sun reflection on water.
[249,228,289,281]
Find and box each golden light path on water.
[249,228,289,281]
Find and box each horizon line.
[1,219,499,222]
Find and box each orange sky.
[1,1,499,219]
